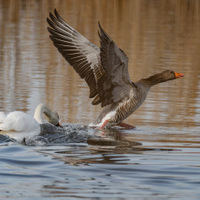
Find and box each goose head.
[145,70,184,87]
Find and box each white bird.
[0,103,61,142]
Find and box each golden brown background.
[0,0,199,128]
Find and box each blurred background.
[0,0,199,128]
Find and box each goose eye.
[170,71,175,75]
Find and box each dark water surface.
[0,0,200,199]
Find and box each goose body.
[0,103,61,141]
[47,10,184,129]
[91,81,150,128]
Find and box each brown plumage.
[47,9,184,129]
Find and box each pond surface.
[0,0,200,199]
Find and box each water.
[0,0,200,199]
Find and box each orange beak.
[174,72,184,78]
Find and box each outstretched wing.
[47,9,104,99]
[96,23,133,107]
[47,10,134,108]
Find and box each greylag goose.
[47,9,184,129]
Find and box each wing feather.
[47,10,134,108]
[96,23,133,107]
[47,9,104,99]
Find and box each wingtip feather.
[54,9,61,20]
[54,9,58,15]
[98,22,110,42]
